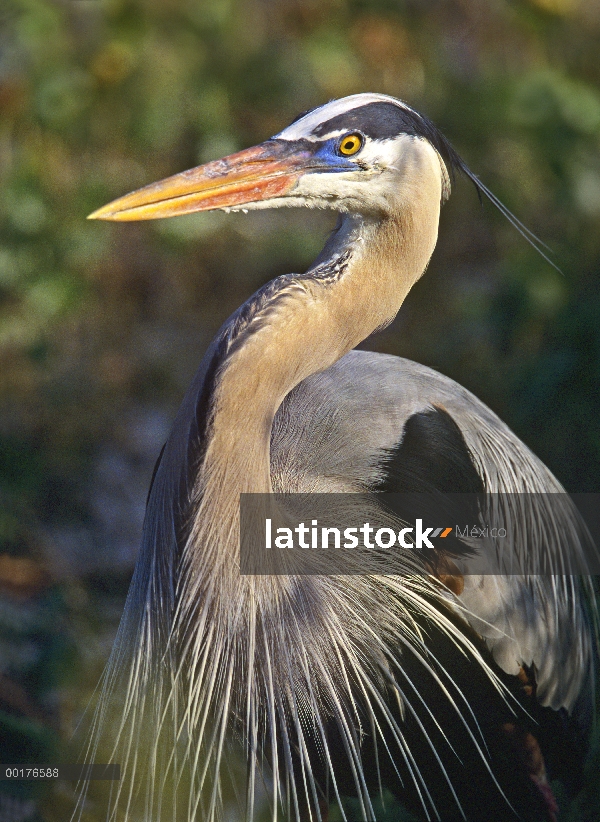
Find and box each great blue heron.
[85,94,597,822]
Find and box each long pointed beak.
[88,141,314,221]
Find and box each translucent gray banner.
[239,493,600,575]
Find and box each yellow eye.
[338,133,363,156]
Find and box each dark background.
[0,0,599,818]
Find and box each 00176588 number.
[3,768,59,779]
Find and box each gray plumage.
[273,351,595,713]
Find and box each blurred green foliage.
[1,0,600,819]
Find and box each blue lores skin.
[311,136,365,171]
[269,136,364,174]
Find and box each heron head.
[88,94,467,222]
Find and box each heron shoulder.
[270,349,534,493]
[270,349,596,716]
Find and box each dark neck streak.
[198,199,440,503]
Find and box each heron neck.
[198,187,441,506]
